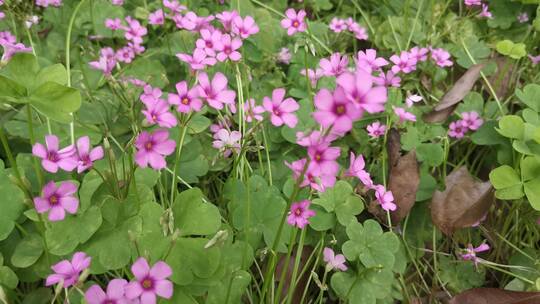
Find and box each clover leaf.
[0,160,26,241]
[172,188,221,237]
[311,181,364,228]
[331,267,395,304]
[489,165,524,200]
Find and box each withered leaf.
[274,246,313,303]
[489,56,514,100]
[435,63,486,111]
[430,167,493,235]
[448,288,540,304]
[422,105,457,124]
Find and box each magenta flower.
[34,181,79,222]
[374,185,396,211]
[212,129,241,157]
[0,39,32,63]
[215,34,242,62]
[323,247,347,271]
[196,29,222,57]
[394,107,416,124]
[89,47,116,76]
[355,49,388,72]
[111,0,123,5]
[366,121,387,138]
[448,120,467,139]
[244,99,265,122]
[374,70,401,88]
[168,81,202,113]
[105,18,122,30]
[176,48,217,70]
[232,15,259,39]
[75,136,104,173]
[313,87,361,134]
[529,54,540,66]
[390,51,417,74]
[125,258,173,303]
[216,10,239,32]
[461,242,490,266]
[478,4,492,18]
[197,72,236,110]
[149,9,165,25]
[337,69,388,113]
[263,88,299,128]
[347,152,370,181]
[142,99,177,128]
[85,279,130,304]
[431,48,453,67]
[307,142,340,176]
[140,85,162,105]
[319,53,349,77]
[116,46,135,63]
[461,111,483,130]
[123,16,147,44]
[163,0,186,13]
[409,46,429,62]
[134,130,176,170]
[464,0,481,6]
[46,252,91,288]
[281,9,307,36]
[300,68,323,88]
[285,158,336,192]
[518,13,529,23]
[32,135,77,173]
[329,18,347,33]
[405,94,423,107]
[287,200,316,229]
[277,47,291,64]
[348,22,368,40]
[296,130,336,148]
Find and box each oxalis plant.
[0,0,539,303]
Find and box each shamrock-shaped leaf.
[496,40,527,59]
[172,188,221,237]
[516,84,540,112]
[497,115,524,139]
[11,233,44,268]
[331,267,395,304]
[312,181,364,227]
[0,160,26,241]
[489,165,524,200]
[438,256,485,292]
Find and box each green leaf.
[172,188,221,237]
[206,270,251,304]
[416,143,444,166]
[438,256,485,292]
[521,156,540,181]
[34,64,67,88]
[0,160,26,241]
[309,205,336,231]
[312,181,364,226]
[497,115,524,139]
[1,53,39,88]
[516,84,540,112]
[11,234,44,268]
[166,237,221,285]
[0,75,27,103]
[524,178,540,210]
[496,40,527,59]
[29,82,82,123]
[0,266,18,289]
[187,114,211,134]
[471,121,508,146]
[331,268,395,304]
[489,165,524,200]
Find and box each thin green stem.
[275,228,298,304]
[285,228,306,304]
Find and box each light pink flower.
[149,9,165,25]
[134,130,176,170]
[374,184,396,211]
[196,29,222,57]
[461,242,489,266]
[409,46,429,62]
[34,181,79,222]
[285,158,336,192]
[116,46,135,63]
[74,136,104,173]
[263,88,299,128]
[348,22,368,40]
[529,54,540,66]
[32,135,77,173]
[85,279,130,304]
[323,247,347,271]
[464,0,481,6]
[140,85,162,106]
[105,18,122,30]
[390,51,417,74]
[46,252,90,288]
[517,13,529,23]
[431,47,453,67]
[347,152,373,187]
[89,47,116,76]
[307,142,340,176]
[329,18,347,33]
[125,258,173,303]
[448,120,467,139]
[337,69,388,113]
[215,34,242,62]
[281,9,307,36]
[123,16,147,45]
[197,72,236,110]
[176,48,217,70]
[163,0,186,14]
[461,111,483,130]
[374,70,401,88]
[142,99,177,128]
[319,53,349,77]
[244,99,265,122]
[313,87,361,134]
[0,39,32,63]
[393,107,416,123]
[216,10,239,32]
[232,15,259,39]
[355,49,388,72]
[168,81,202,113]
[296,130,336,147]
[212,129,241,157]
[278,47,291,64]
[367,121,386,138]
[287,200,316,229]
[111,0,123,5]
[478,4,492,18]
[300,68,323,88]
[405,94,423,107]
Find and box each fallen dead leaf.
[489,56,514,101]
[448,288,540,304]
[422,105,457,124]
[430,167,493,235]
[435,63,486,111]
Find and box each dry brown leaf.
[430,167,493,235]
[435,63,486,111]
[274,246,313,303]
[448,288,540,304]
[422,105,457,124]
[489,57,514,100]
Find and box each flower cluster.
[329,17,368,40]
[448,111,484,139]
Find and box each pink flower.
[296,130,336,147]
[176,48,217,70]
[307,143,340,176]
[89,47,116,76]
[168,81,202,113]
[374,185,396,211]
[313,87,361,134]
[461,111,483,130]
[300,68,323,88]
[277,47,291,64]
[355,49,388,72]
[323,247,347,271]
[212,129,241,157]
[125,258,173,303]
[460,242,490,266]
[285,158,335,192]
[142,99,178,128]
[215,34,242,62]
[518,13,529,23]
[197,72,236,110]
[349,22,368,40]
[287,200,316,229]
[111,0,123,5]
[116,46,135,63]
[232,15,259,39]
[140,85,162,105]
[319,53,349,77]
[329,18,347,33]
[367,121,387,138]
[337,69,388,113]
[390,51,417,74]
[46,252,91,288]
[74,136,104,173]
[263,88,299,128]
[464,0,481,6]
[85,279,130,304]
[393,107,416,123]
[32,135,77,173]
[196,29,222,57]
[134,130,176,170]
[36,0,62,7]
[244,99,265,122]
[163,0,186,14]
[281,9,307,36]
[123,16,147,44]
[448,120,467,138]
[105,18,122,30]
[347,152,373,187]
[175,12,213,31]
[529,54,540,66]
[431,47,453,67]
[149,9,165,25]
[374,70,401,88]
[409,46,429,62]
[405,94,423,107]
[34,181,79,222]
[0,38,32,63]
[478,4,492,18]
[216,10,239,32]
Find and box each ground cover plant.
[0,0,540,303]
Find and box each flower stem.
[285,227,306,304]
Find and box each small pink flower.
[374,70,401,88]
[89,47,116,76]
[140,85,162,105]
[300,68,323,88]
[319,53,349,77]
[163,0,186,13]
[277,47,292,64]
[464,0,481,6]
[323,247,347,271]
[405,94,423,107]
[287,200,316,229]
[123,16,147,45]
[215,34,242,62]
[105,18,122,30]
[461,111,483,130]
[134,130,176,170]
[374,185,396,211]
[390,51,417,74]
[74,136,104,173]
[232,15,259,39]
[142,99,178,128]
[263,88,299,128]
[296,130,336,147]
[281,9,307,36]
[116,46,135,63]
[478,4,492,18]
[34,181,79,222]
[149,9,165,25]
[32,135,77,173]
[0,40,32,63]
[355,49,388,72]
[125,258,173,303]
[196,29,222,57]
[168,81,202,113]
[348,22,368,40]
[313,87,361,134]
[409,46,429,62]
[347,152,372,187]
[216,10,239,32]
[85,279,130,304]
[529,54,540,66]
[244,99,265,122]
[176,48,217,70]
[46,252,91,288]
[460,242,490,266]
[307,143,340,176]
[197,72,236,110]
[329,18,347,33]
[517,13,529,23]
[212,129,241,157]
[431,47,453,67]
[393,107,416,124]
[448,120,467,138]
[111,0,123,5]
[337,69,388,113]
[285,158,336,192]
[366,121,387,138]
